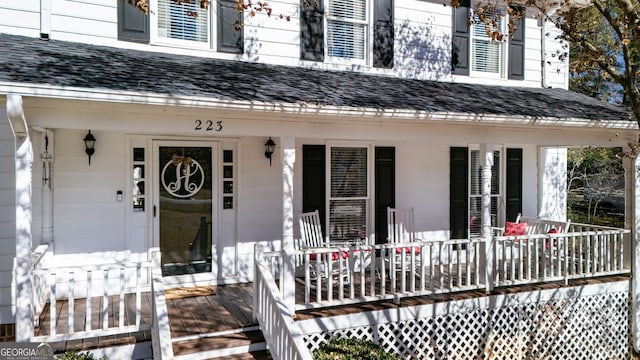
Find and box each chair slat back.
[517,215,571,234]
[387,207,416,244]
[299,210,326,248]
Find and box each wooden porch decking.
[167,283,257,338]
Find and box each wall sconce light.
[264,137,276,167]
[83,130,96,165]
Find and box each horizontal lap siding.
[50,0,117,41]
[394,0,452,80]
[0,0,40,37]
[53,130,126,255]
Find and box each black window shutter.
[451,4,470,75]
[373,0,394,68]
[218,0,244,53]
[450,147,468,239]
[508,19,525,80]
[118,1,149,43]
[302,145,326,232]
[375,147,395,244]
[300,0,324,61]
[505,148,523,221]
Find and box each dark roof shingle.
[0,34,630,122]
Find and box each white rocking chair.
[386,207,423,275]
[296,210,349,282]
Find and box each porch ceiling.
[0,33,631,125]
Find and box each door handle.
[153,205,157,217]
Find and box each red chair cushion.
[545,228,558,250]
[310,251,349,261]
[503,221,528,236]
[395,246,421,254]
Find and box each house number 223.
[194,120,222,132]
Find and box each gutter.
[0,82,635,131]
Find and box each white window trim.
[324,0,372,66]
[469,10,510,79]
[325,141,374,243]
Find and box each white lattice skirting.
[299,280,630,359]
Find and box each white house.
[0,0,638,359]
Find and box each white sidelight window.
[469,149,502,237]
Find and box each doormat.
[165,285,215,300]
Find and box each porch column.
[280,136,296,314]
[538,147,567,221]
[7,94,34,342]
[480,143,494,292]
[631,154,640,351]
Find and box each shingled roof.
[0,33,630,122]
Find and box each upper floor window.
[300,0,394,68]
[471,11,503,75]
[118,0,243,54]
[327,0,368,60]
[451,5,524,79]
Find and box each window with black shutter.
[300,0,394,68]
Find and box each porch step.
[172,328,270,360]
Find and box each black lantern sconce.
[264,137,276,166]
[83,130,96,165]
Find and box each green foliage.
[567,147,625,228]
[313,337,400,360]
[56,350,108,360]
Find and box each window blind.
[327,0,367,60]
[330,147,368,242]
[158,0,208,42]
[471,13,503,74]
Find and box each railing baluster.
[68,272,74,333]
[103,269,108,330]
[119,268,125,328]
[49,273,56,336]
[136,265,141,329]
[86,270,92,331]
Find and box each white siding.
[0,108,16,324]
[0,0,40,37]
[542,25,569,89]
[53,130,126,257]
[394,0,452,81]
[49,0,117,42]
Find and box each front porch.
[253,222,632,359]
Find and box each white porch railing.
[29,247,153,342]
[257,223,630,312]
[253,245,313,360]
[295,238,484,309]
[493,223,630,288]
